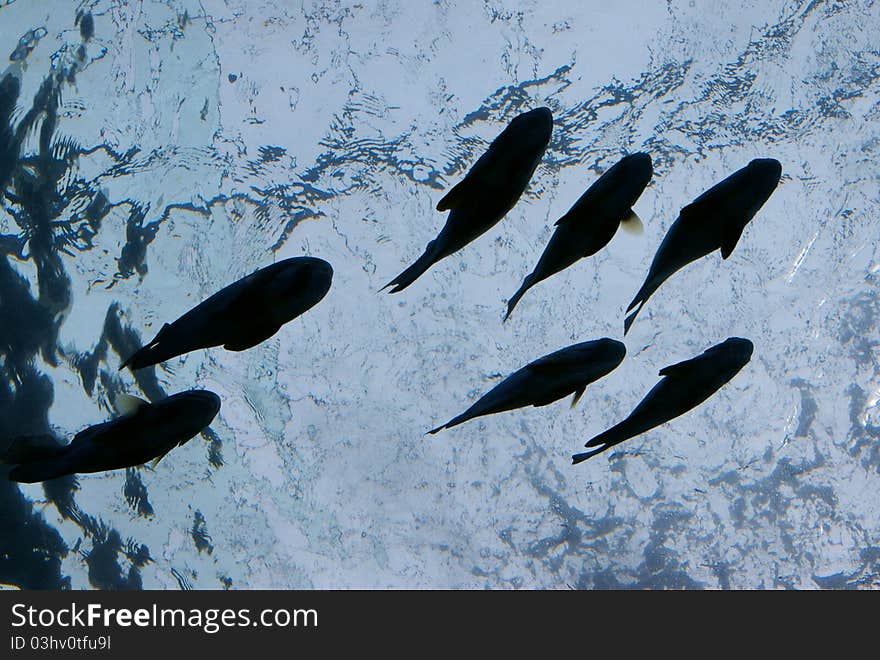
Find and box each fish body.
[506,152,653,320]
[4,390,221,482]
[122,256,332,370]
[385,107,553,293]
[624,159,781,334]
[430,338,626,434]
[572,337,753,464]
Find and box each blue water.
[0,0,879,589]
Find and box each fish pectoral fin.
[570,387,586,409]
[620,209,644,235]
[436,177,474,211]
[150,451,170,469]
[720,220,747,259]
[115,393,149,417]
[223,323,281,351]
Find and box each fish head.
[563,338,627,374]
[747,158,782,195]
[619,152,653,188]
[302,256,334,289]
[506,106,554,151]
[158,390,221,433]
[705,337,754,374]
[599,152,653,205]
[591,337,628,366]
[276,256,333,302]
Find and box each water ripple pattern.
[0,0,878,589]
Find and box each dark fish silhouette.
[384,107,553,293]
[572,337,753,464]
[121,256,332,370]
[624,159,781,334]
[505,152,652,321]
[429,338,626,434]
[3,390,221,482]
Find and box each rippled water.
[0,0,879,589]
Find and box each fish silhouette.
[384,107,553,293]
[121,256,332,370]
[3,390,221,482]
[429,338,626,434]
[572,337,753,464]
[624,159,781,334]
[505,152,652,320]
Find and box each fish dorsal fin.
[553,210,574,226]
[620,209,643,235]
[436,177,473,212]
[678,202,700,222]
[658,359,696,379]
[115,393,149,417]
[720,220,747,259]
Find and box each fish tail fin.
[427,409,473,435]
[571,445,612,465]
[120,336,181,371]
[119,346,154,371]
[503,277,533,322]
[623,299,646,335]
[623,275,660,335]
[119,326,171,371]
[572,419,635,464]
[584,422,629,448]
[384,242,440,294]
